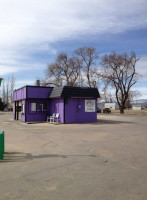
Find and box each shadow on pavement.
[91,119,132,125]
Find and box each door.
[65,98,76,123]
[76,99,83,123]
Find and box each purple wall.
[13,87,26,101]
[25,100,50,122]
[27,87,52,99]
[49,98,64,123]
[14,86,53,100]
[13,86,53,122]
[65,98,97,123]
[25,98,64,123]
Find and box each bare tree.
[42,47,100,88]
[2,80,6,103]
[10,74,15,104]
[6,77,9,107]
[99,51,140,113]
[74,47,99,87]
[43,62,64,87]
[101,89,115,103]
[2,75,15,109]
[44,53,81,87]
[41,77,61,87]
[125,90,141,109]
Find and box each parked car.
[103,108,111,113]
[97,107,101,113]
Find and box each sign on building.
[85,100,95,112]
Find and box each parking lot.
[0,112,147,200]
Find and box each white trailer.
[132,104,142,110]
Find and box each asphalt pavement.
[0,112,147,200]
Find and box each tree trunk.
[119,106,124,114]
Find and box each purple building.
[13,86,100,123]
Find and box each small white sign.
[85,100,95,112]
[31,103,36,111]
[22,104,25,114]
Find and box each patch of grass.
[111,110,147,115]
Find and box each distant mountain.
[131,99,147,104]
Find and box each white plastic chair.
[55,113,60,122]
[47,113,56,122]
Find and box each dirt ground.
[0,112,147,200]
[111,109,147,115]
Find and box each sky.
[0,0,147,99]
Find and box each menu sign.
[85,100,95,112]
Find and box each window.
[37,103,47,112]
[22,104,25,114]
[31,103,36,111]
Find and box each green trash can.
[0,131,4,160]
